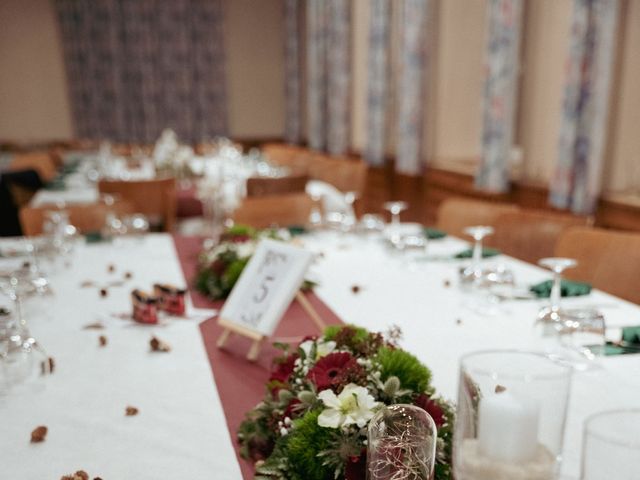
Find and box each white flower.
[235,241,256,259]
[299,339,336,361]
[317,384,381,429]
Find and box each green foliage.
[222,257,249,289]
[376,347,432,393]
[285,410,333,480]
[323,324,369,343]
[226,224,256,237]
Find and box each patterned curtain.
[305,0,351,154]
[549,0,619,214]
[55,0,227,144]
[395,0,430,175]
[475,0,524,192]
[364,0,390,167]
[284,0,301,145]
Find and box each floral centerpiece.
[238,325,455,479]
[195,225,310,300]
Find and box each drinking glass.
[454,350,573,480]
[383,201,408,227]
[459,226,495,287]
[536,258,578,333]
[581,409,640,479]
[368,404,437,480]
[341,191,358,232]
[308,193,323,228]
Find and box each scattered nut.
[443,279,451,288]
[40,357,55,375]
[98,335,108,347]
[495,384,507,394]
[150,336,171,353]
[125,406,139,416]
[455,318,463,325]
[99,288,108,298]
[124,271,133,280]
[60,471,89,480]
[108,264,115,273]
[83,322,105,330]
[351,285,361,294]
[30,426,48,443]
[80,280,94,288]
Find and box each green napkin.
[454,247,500,259]
[423,227,446,240]
[529,279,592,298]
[287,225,307,236]
[622,326,640,346]
[44,177,67,191]
[85,231,111,244]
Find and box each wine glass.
[308,193,323,229]
[341,191,358,232]
[535,258,577,335]
[383,201,408,227]
[459,226,495,287]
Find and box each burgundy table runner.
[173,235,343,479]
[176,185,204,218]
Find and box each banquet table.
[2,230,640,479]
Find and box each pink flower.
[307,352,356,391]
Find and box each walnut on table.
[125,406,139,416]
[60,471,89,480]
[30,426,47,443]
[150,336,171,352]
[98,335,108,347]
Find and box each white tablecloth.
[0,235,241,479]
[301,230,640,479]
[2,231,639,479]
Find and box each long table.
[2,231,640,479]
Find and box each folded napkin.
[287,225,307,236]
[454,247,500,259]
[621,326,640,346]
[423,227,446,240]
[529,279,592,298]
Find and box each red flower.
[283,398,300,419]
[414,393,446,428]
[269,353,298,385]
[307,352,359,391]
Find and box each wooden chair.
[98,177,176,232]
[19,201,135,236]
[436,197,519,239]
[232,193,314,229]
[246,173,309,197]
[261,143,311,170]
[307,153,369,198]
[554,226,640,304]
[8,151,58,183]
[490,209,592,264]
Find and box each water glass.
[581,409,640,479]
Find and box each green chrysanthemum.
[376,347,432,393]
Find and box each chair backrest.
[490,209,591,264]
[232,192,314,229]
[436,197,519,238]
[261,143,311,171]
[308,153,368,197]
[8,152,58,183]
[19,201,135,236]
[246,173,309,197]
[98,177,176,232]
[554,226,640,304]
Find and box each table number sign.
[217,238,321,360]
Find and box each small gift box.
[153,283,187,316]
[131,289,159,324]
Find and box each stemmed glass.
[383,201,408,227]
[535,258,604,369]
[0,268,48,390]
[535,258,577,335]
[460,226,495,287]
[341,191,358,232]
[308,193,323,229]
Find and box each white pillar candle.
[477,390,540,463]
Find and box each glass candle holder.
[368,404,437,480]
[581,409,640,479]
[453,350,573,480]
